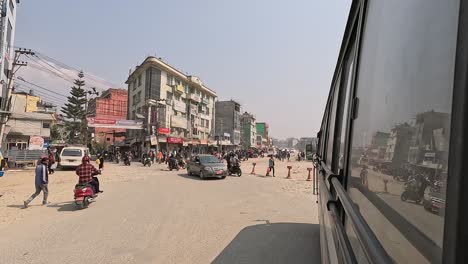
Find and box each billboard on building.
[86,118,143,129]
[29,136,44,150]
[173,100,187,113]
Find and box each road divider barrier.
[307,168,313,181]
[251,163,256,174]
[286,166,292,179]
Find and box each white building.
[0,0,19,99]
[126,56,217,154]
[5,92,54,150]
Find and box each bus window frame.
[443,1,468,263]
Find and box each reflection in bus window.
[345,0,459,263]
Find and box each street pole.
[147,104,152,153]
[85,87,99,150]
[0,48,35,148]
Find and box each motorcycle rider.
[169,154,178,170]
[229,154,240,174]
[76,156,102,194]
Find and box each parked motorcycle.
[229,163,242,177]
[74,172,100,209]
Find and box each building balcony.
[201,97,209,105]
[189,93,201,103]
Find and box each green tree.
[61,71,87,143]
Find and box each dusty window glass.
[345,1,459,263]
[325,72,341,166]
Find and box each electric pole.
[0,48,35,147]
[85,87,99,150]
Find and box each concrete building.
[256,122,269,147]
[87,88,128,144]
[215,100,241,146]
[384,123,412,165]
[408,110,450,167]
[126,56,217,154]
[296,137,316,152]
[240,112,256,149]
[4,92,54,150]
[0,0,19,102]
[369,131,390,160]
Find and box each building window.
[167,75,174,86]
[132,95,137,105]
[6,20,12,54]
[146,67,161,100]
[137,91,142,104]
[42,122,50,129]
[106,138,111,142]
[138,75,142,86]
[132,110,136,119]
[206,120,209,128]
[133,80,137,90]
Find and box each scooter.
[178,158,186,169]
[74,172,100,209]
[168,158,179,171]
[143,156,152,167]
[400,175,429,203]
[229,163,242,177]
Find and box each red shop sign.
[167,137,183,144]
[158,127,170,135]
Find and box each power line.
[34,51,118,89]
[15,83,67,101]
[15,78,69,98]
[13,87,63,107]
[25,55,76,84]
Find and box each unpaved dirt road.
[0,158,320,264]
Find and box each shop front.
[167,136,183,153]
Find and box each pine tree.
[61,71,87,143]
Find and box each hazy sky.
[15,0,350,139]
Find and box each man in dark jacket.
[24,157,49,208]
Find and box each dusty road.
[0,158,320,264]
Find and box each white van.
[59,147,89,169]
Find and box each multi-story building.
[369,131,390,160]
[408,110,450,167]
[87,88,128,144]
[256,122,269,147]
[0,0,18,102]
[384,123,412,165]
[4,91,54,150]
[215,100,241,146]
[240,112,256,148]
[126,56,217,154]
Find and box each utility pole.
[0,48,35,147]
[84,87,99,150]
[146,99,166,154]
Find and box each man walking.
[268,155,275,177]
[287,152,291,162]
[24,157,49,208]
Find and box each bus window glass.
[345,0,459,263]
[326,73,341,166]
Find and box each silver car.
[187,155,227,180]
